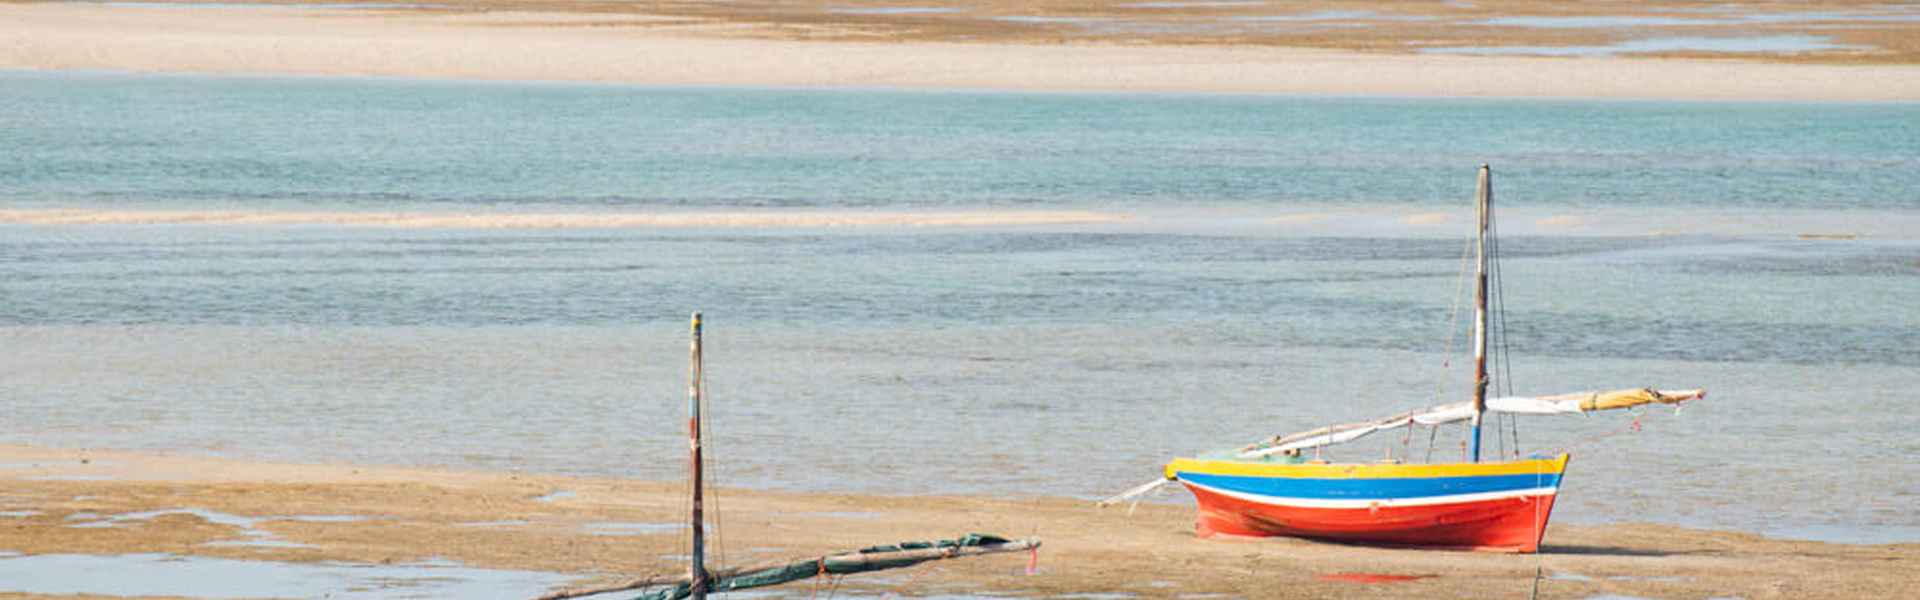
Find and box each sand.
[0,209,1134,228]
[4,3,1919,100]
[1,444,1914,600]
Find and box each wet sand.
[2,444,1914,600]
[4,2,1919,100]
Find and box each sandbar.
[1,444,1914,599]
[3,3,1919,100]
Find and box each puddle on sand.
[1120,1,1268,7]
[68,507,256,529]
[1477,15,1725,28]
[49,1,469,10]
[65,507,316,549]
[580,521,684,536]
[457,519,537,528]
[0,553,579,600]
[1422,35,1865,56]
[1232,10,1432,22]
[281,514,376,523]
[1578,596,1745,600]
[528,489,576,502]
[991,16,1116,24]
[0,460,119,469]
[0,510,43,518]
[800,511,883,519]
[1763,523,1920,545]
[826,6,962,14]
[1318,573,1438,583]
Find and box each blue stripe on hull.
[1175,471,1562,500]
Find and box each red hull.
[1183,482,1558,553]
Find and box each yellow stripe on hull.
[1166,453,1569,480]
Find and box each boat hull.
[1167,454,1568,553]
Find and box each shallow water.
[0,553,580,599]
[826,6,963,15]
[1,72,1916,544]
[1422,35,1865,56]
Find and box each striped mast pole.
[687,312,709,600]
[1470,165,1492,463]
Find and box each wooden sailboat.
[540,313,1037,600]
[1103,166,1704,553]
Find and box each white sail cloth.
[1238,388,1704,459]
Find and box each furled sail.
[1237,388,1704,459]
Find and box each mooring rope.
[808,557,828,600]
[1529,456,1547,600]
[1541,400,1690,457]
[878,547,956,600]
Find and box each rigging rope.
[1435,234,1477,406]
[808,558,828,600]
[704,359,728,574]
[878,547,955,600]
[1542,401,1692,456]
[1488,195,1520,458]
[1529,456,1548,600]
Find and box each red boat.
[1102,167,1704,553]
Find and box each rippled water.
[1,72,1916,543]
[0,553,579,599]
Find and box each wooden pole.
[1471,165,1491,463]
[530,539,1042,600]
[687,312,708,600]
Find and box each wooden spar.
[687,312,708,600]
[1471,165,1491,463]
[531,538,1042,600]
[1096,477,1174,507]
[527,317,1044,600]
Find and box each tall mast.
[1470,165,1491,463]
[687,312,709,600]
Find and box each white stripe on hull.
[1185,480,1559,509]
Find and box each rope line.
[1435,234,1476,406]
[808,558,828,600]
[1542,401,1689,456]
[1529,456,1547,600]
[1487,199,1519,456]
[705,364,727,573]
[878,548,955,600]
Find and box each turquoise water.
[6,72,1916,211]
[2,72,1917,543]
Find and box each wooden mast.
[1470,165,1491,463]
[687,312,709,600]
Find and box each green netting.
[628,535,1014,600]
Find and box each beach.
[4,444,1915,600]
[3,2,1920,100]
[3,0,1918,597]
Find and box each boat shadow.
[1540,544,1676,557]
